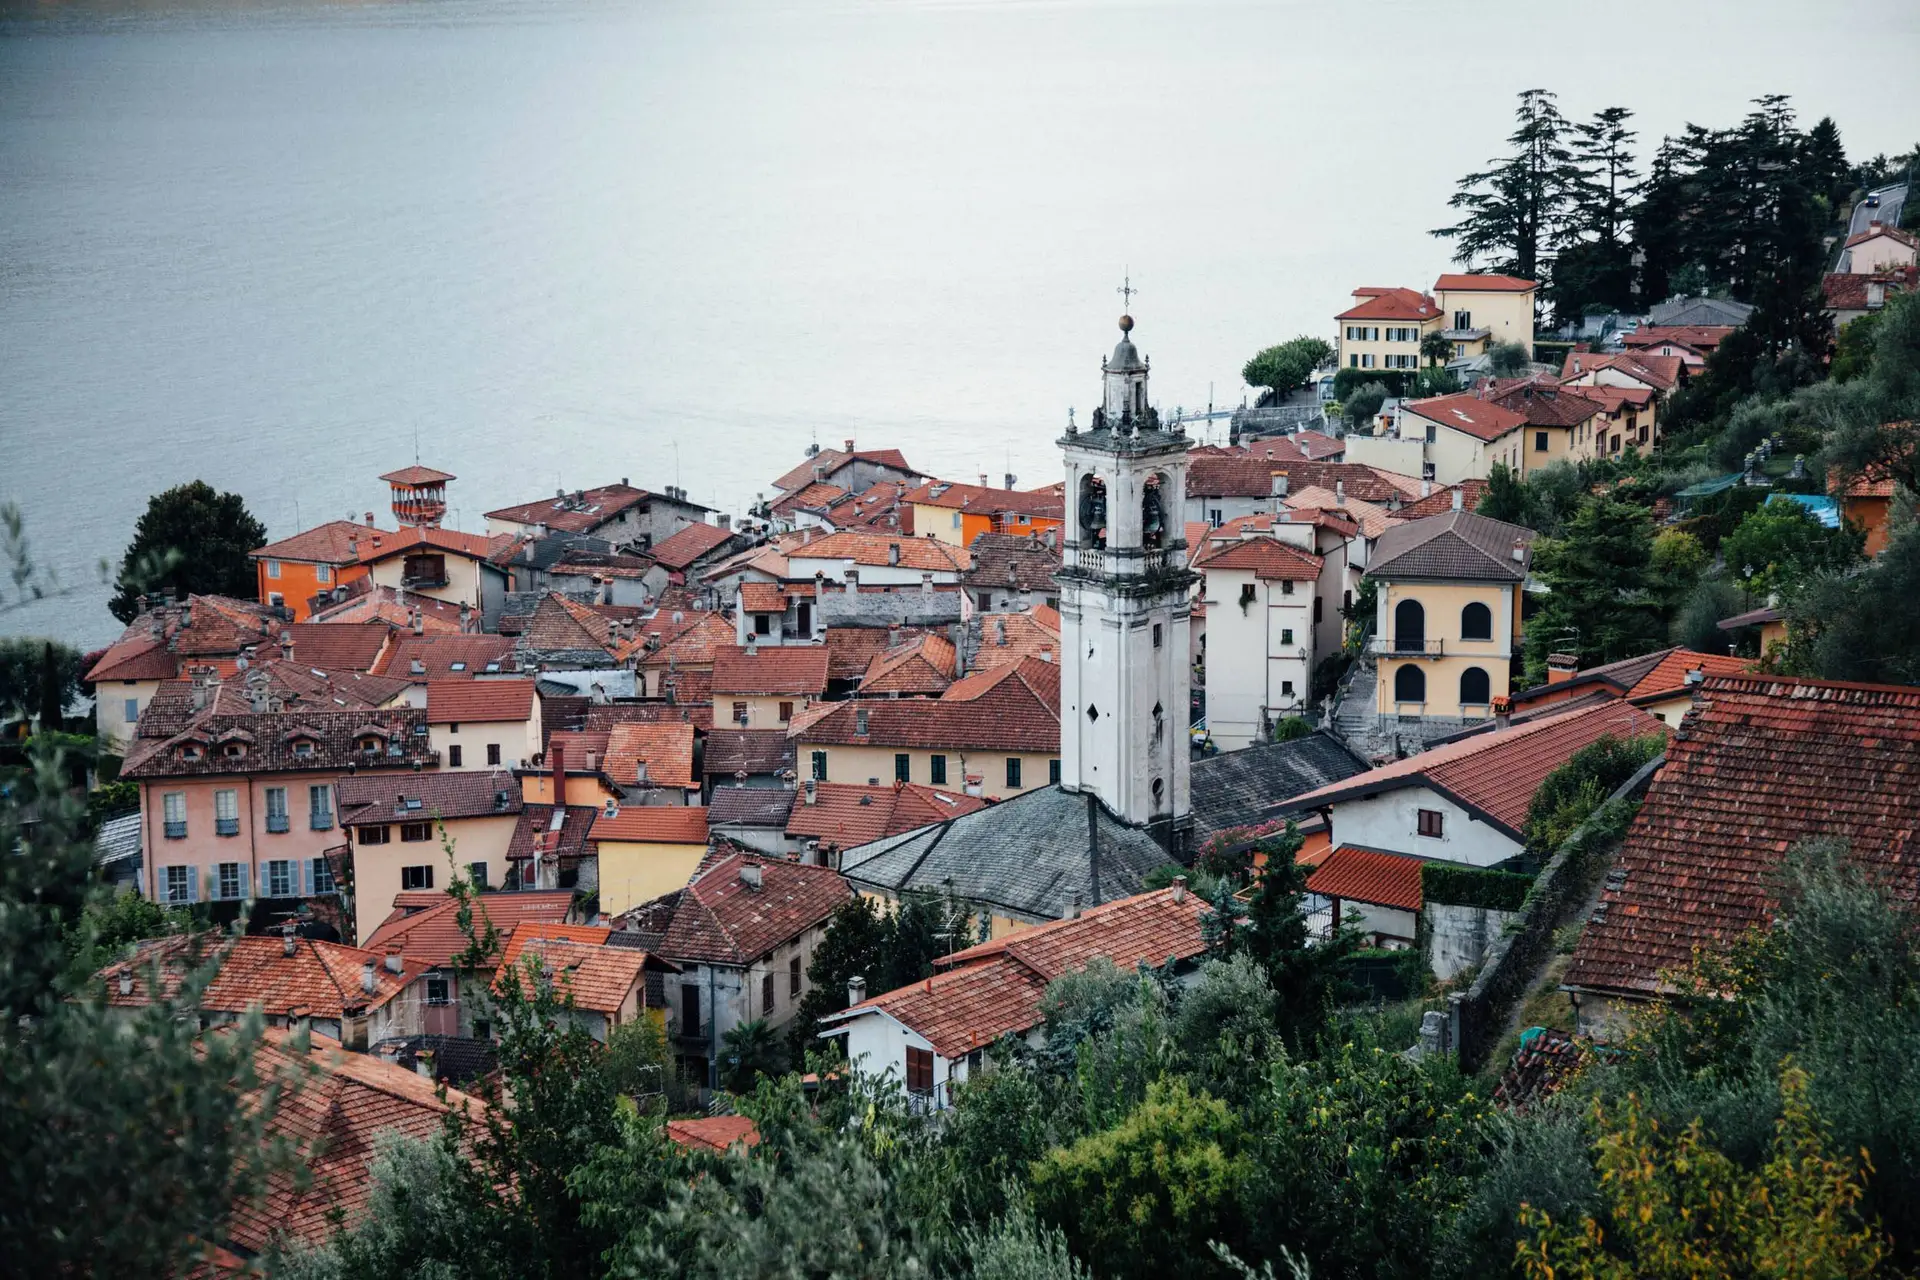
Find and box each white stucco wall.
[1323,786,1520,868]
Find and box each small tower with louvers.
[1055,313,1197,856]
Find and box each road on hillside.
[1851,183,1908,237]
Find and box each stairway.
[1330,653,1378,746]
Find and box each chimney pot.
[384,947,404,974]
[283,931,297,957]
[739,861,764,890]
[848,974,866,1006]
[365,512,375,527]
[803,778,817,805]
[1172,875,1187,904]
[361,960,376,993]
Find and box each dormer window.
[292,739,315,759]
[358,736,383,753]
[179,745,203,762]
[222,742,247,759]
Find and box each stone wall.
[1427,900,1520,981]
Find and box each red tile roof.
[1336,286,1440,322]
[309,583,468,634]
[1566,675,1920,999]
[1845,222,1920,250]
[1625,649,1754,702]
[122,706,432,780]
[494,930,657,1014]
[253,520,388,565]
[834,956,1047,1059]
[787,781,987,849]
[485,483,654,533]
[788,530,971,574]
[498,921,613,966]
[1622,325,1736,354]
[659,852,853,966]
[1483,378,1604,429]
[795,656,1059,753]
[1305,847,1424,911]
[360,890,575,963]
[1289,699,1668,840]
[353,524,502,565]
[276,623,391,672]
[712,644,831,696]
[1394,480,1490,520]
[649,522,735,572]
[738,581,792,612]
[373,633,516,680]
[1559,351,1682,391]
[1434,273,1537,292]
[232,1030,479,1253]
[768,480,850,518]
[1402,393,1528,443]
[1190,534,1323,581]
[593,805,709,844]
[425,678,536,724]
[97,934,420,1019]
[603,721,698,789]
[380,465,456,485]
[1824,266,1920,312]
[972,609,1063,671]
[822,626,910,680]
[772,446,918,493]
[860,634,958,695]
[666,1114,761,1154]
[337,769,522,825]
[901,480,1063,520]
[630,611,734,670]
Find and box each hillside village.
[9,92,1920,1280]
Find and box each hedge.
[1420,862,1533,912]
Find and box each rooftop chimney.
[283,930,297,957]
[887,542,901,567]
[844,439,856,452]
[361,960,377,994]
[847,974,866,1006]
[1335,480,1345,503]
[1172,875,1187,904]
[1421,478,1432,498]
[118,970,134,997]
[738,860,764,890]
[920,571,933,597]
[1451,487,1464,512]
[1546,652,1580,684]
[365,511,375,527]
[803,777,817,805]
[384,946,404,974]
[1511,538,1527,563]
[1492,695,1513,730]
[745,635,758,657]
[1039,645,1054,663]
[1269,471,1289,497]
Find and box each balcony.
[215,818,240,837]
[266,814,290,834]
[1370,636,1445,656]
[401,571,449,589]
[310,813,334,831]
[669,1016,713,1044]
[164,820,187,840]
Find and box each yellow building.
[1395,394,1530,484]
[1335,287,1442,373]
[1367,509,1535,723]
[1432,274,1537,358]
[592,806,710,916]
[1481,380,1600,474]
[335,771,524,945]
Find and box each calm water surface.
[4,0,1916,647]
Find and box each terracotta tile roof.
[308,583,467,633]
[659,852,853,966]
[1434,272,1537,292]
[1402,393,1528,443]
[901,480,1063,521]
[630,610,734,669]
[600,721,697,789]
[787,781,988,849]
[823,627,905,679]
[834,887,1206,1057]
[1566,675,1920,999]
[497,921,613,965]
[1290,699,1668,840]
[1395,480,1490,520]
[666,1114,761,1153]
[98,935,420,1018]
[1845,222,1920,250]
[1336,286,1440,322]
[772,446,917,493]
[1290,430,1345,460]
[704,729,793,776]
[1559,350,1682,391]
[425,678,536,724]
[1191,534,1323,581]
[373,633,516,680]
[972,609,1062,671]
[380,465,456,485]
[1306,847,1424,911]
[360,890,576,962]
[797,656,1059,752]
[1483,378,1603,429]
[123,706,431,780]
[1368,508,1536,582]
[1560,381,1654,413]
[353,524,502,565]
[768,480,851,518]
[821,480,916,534]
[517,594,619,656]
[787,530,971,574]
[647,522,734,571]
[338,769,522,825]
[593,804,709,844]
[253,520,388,565]
[547,549,656,580]
[712,643,831,696]
[496,935,652,1014]
[1824,266,1920,311]
[1622,325,1736,353]
[738,581,792,612]
[231,1030,479,1253]
[860,634,958,695]
[1625,649,1754,702]
[484,483,653,533]
[963,532,1060,593]
[506,802,599,866]
[273,623,389,672]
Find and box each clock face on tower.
[1079,475,1108,548]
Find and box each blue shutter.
[237,864,250,900]
[303,858,316,897]
[188,866,200,903]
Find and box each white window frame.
[267,859,294,898]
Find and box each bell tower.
[1056,309,1196,855]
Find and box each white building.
[1191,530,1324,750]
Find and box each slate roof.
[1307,847,1424,911]
[964,531,1060,593]
[253,520,389,566]
[1289,699,1668,840]
[360,890,576,963]
[659,853,853,967]
[839,785,1174,923]
[647,522,735,572]
[1188,731,1371,845]
[425,678,536,724]
[337,769,522,825]
[787,781,988,850]
[712,644,831,696]
[1565,675,1920,1000]
[828,886,1207,1058]
[594,805,709,844]
[603,721,698,789]
[1367,509,1536,582]
[708,786,799,829]
[704,729,793,776]
[232,1031,480,1254]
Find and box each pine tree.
[109,480,268,622]
[1554,107,1639,318]
[1433,89,1579,285]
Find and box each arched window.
[1460,601,1493,641]
[1077,474,1108,549]
[1151,777,1165,811]
[1459,666,1491,706]
[1394,664,1426,705]
[1393,599,1425,652]
[1141,474,1166,550]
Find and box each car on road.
[1867,193,1881,207]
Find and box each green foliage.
[1829,306,1882,384]
[962,1196,1091,1280]
[1487,341,1533,378]
[0,636,86,724]
[1031,1080,1252,1280]
[1522,497,1665,682]
[792,890,966,1055]
[943,1066,1056,1225]
[602,1015,676,1111]
[109,480,267,624]
[1784,517,1920,681]
[1411,366,1461,398]
[1476,461,1585,538]
[720,1017,787,1093]
[1243,336,1334,395]
[1432,89,1576,286]
[1271,715,1313,743]
[1343,380,1392,429]
[1522,733,1664,855]
[62,887,194,987]
[1809,289,1920,492]
[1333,366,1414,402]
[1171,954,1280,1105]
[1420,864,1534,912]
[1,738,289,1278]
[1722,495,1863,593]
[87,778,140,825]
[1647,529,1706,609]
[1420,330,1457,367]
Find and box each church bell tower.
[1055,308,1196,856]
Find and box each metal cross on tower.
[1117,271,1137,312]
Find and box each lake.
[3,0,1914,648]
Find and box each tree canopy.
[1243,336,1334,396]
[110,480,267,623]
